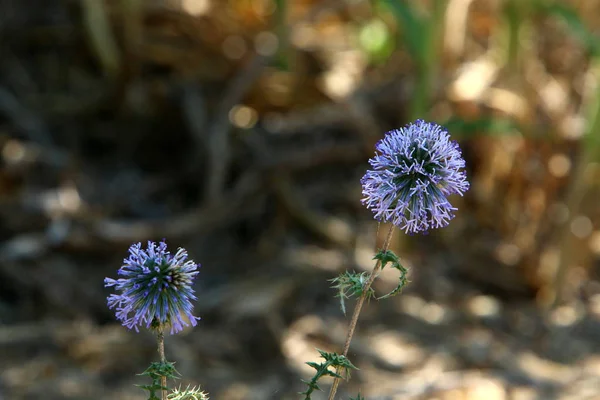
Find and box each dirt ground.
[2,0,600,399]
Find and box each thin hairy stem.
[327,224,395,400]
[157,329,167,400]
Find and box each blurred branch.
[204,54,268,202]
[86,171,262,244]
[539,0,600,57]
[120,0,143,74]
[81,0,121,78]
[0,86,52,145]
[242,129,354,248]
[552,60,600,307]
[181,84,208,159]
[202,0,355,202]
[271,175,354,248]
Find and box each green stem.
[504,0,521,70]
[327,224,395,400]
[157,329,167,400]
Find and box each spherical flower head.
[361,120,469,234]
[104,240,201,334]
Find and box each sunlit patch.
[254,31,278,56]
[420,302,447,324]
[549,305,581,327]
[368,331,424,369]
[181,0,211,16]
[466,295,501,318]
[222,35,247,60]
[571,215,593,239]
[494,242,521,266]
[229,104,258,129]
[589,231,600,255]
[548,153,571,177]
[2,140,26,163]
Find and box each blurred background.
[1,0,600,399]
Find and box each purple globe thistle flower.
[105,240,201,334]
[361,120,469,234]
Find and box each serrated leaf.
[378,270,409,299]
[374,249,402,270]
[374,250,409,300]
[326,371,344,379]
[330,271,374,315]
[306,362,320,370]
[300,350,358,399]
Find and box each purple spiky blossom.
[361,120,469,234]
[105,240,201,334]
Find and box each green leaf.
[442,117,519,138]
[136,361,180,399]
[378,0,426,61]
[377,265,409,299]
[168,385,209,400]
[300,350,358,399]
[537,1,600,57]
[373,249,401,270]
[330,271,375,315]
[374,250,410,299]
[306,362,320,370]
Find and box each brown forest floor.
[1,0,600,399]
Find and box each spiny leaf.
[377,264,409,300]
[137,361,180,399]
[300,350,358,400]
[330,271,374,315]
[374,250,410,299]
[306,362,320,370]
[168,385,209,400]
[373,249,401,270]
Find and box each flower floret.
[361,120,469,233]
[105,240,201,334]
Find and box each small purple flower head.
[361,120,469,234]
[104,240,201,334]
